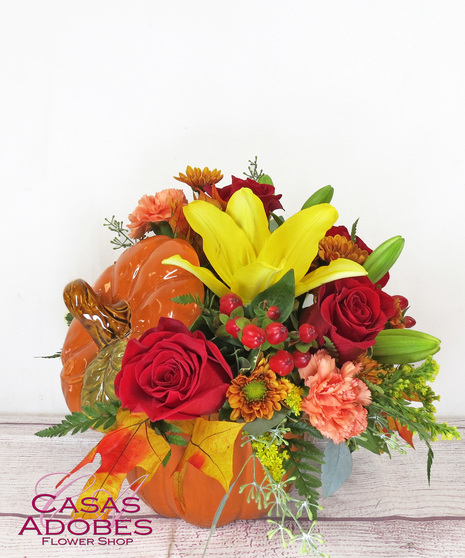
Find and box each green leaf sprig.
[35,401,120,438]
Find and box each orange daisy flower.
[227,357,291,422]
[174,166,223,192]
[355,353,390,385]
[318,234,369,265]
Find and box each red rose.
[325,225,389,287]
[205,176,283,217]
[302,277,396,362]
[114,318,233,421]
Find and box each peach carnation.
[299,350,371,444]
[127,189,188,239]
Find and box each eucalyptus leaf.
[321,440,352,497]
[242,408,288,436]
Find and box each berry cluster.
[393,295,416,328]
[218,293,318,376]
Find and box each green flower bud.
[363,235,405,283]
[301,185,334,209]
[372,329,441,364]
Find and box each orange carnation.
[299,350,371,444]
[127,189,188,239]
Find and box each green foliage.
[350,218,360,242]
[284,436,323,517]
[38,350,62,359]
[249,270,295,322]
[65,312,73,326]
[35,401,120,437]
[427,445,434,485]
[150,221,174,238]
[165,434,188,446]
[322,336,339,360]
[171,293,203,307]
[242,409,289,437]
[270,212,284,231]
[349,415,392,455]
[258,174,274,185]
[104,216,135,250]
[356,358,460,479]
[243,156,264,182]
[321,440,352,497]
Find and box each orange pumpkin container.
[61,235,204,411]
[61,235,269,527]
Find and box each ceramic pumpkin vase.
[61,235,269,527]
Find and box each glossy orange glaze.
[61,236,204,412]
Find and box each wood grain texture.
[1,416,464,558]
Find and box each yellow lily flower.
[163,188,367,304]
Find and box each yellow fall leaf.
[172,418,244,513]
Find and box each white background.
[1,0,464,416]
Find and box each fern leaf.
[171,293,203,306]
[35,401,120,438]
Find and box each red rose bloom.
[205,176,283,217]
[302,277,396,362]
[114,318,233,421]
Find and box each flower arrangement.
[38,159,459,556]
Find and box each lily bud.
[301,185,334,209]
[363,235,405,284]
[372,329,440,364]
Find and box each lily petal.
[229,261,283,304]
[226,188,270,256]
[162,255,229,298]
[258,203,338,284]
[295,258,368,296]
[183,200,256,286]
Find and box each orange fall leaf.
[57,409,170,519]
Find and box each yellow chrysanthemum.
[319,234,369,265]
[174,166,223,191]
[227,357,291,423]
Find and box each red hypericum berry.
[293,350,311,368]
[403,316,416,328]
[265,322,289,345]
[219,293,243,316]
[241,324,266,349]
[266,306,281,320]
[269,350,294,376]
[225,317,241,338]
[394,295,409,310]
[299,323,318,343]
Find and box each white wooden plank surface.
[1,416,464,558]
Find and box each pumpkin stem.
[63,279,132,349]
